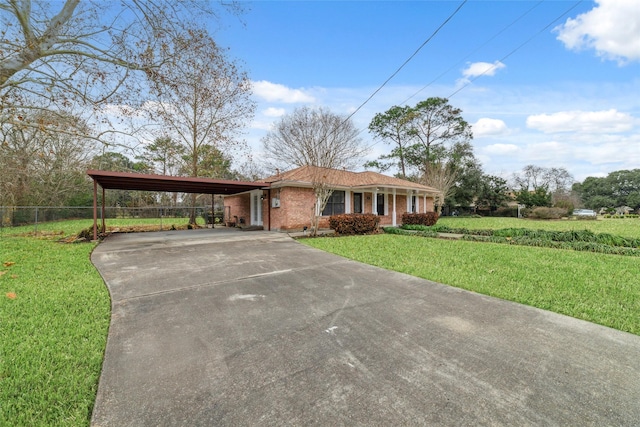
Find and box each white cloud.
[472,118,508,137]
[526,109,635,134]
[522,141,570,161]
[252,80,315,103]
[555,0,640,63]
[482,143,519,156]
[462,61,506,79]
[263,107,286,117]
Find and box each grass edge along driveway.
[302,234,639,336]
[0,235,110,427]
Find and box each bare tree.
[422,161,457,212]
[262,106,365,170]
[0,110,95,206]
[512,165,574,193]
[262,106,367,234]
[144,30,254,224]
[0,0,244,146]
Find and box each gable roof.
[262,165,440,194]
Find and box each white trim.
[392,188,397,226]
[373,191,378,214]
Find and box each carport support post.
[211,194,215,228]
[93,179,98,240]
[102,187,106,233]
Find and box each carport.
[87,170,270,240]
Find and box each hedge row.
[382,226,438,238]
[329,213,380,235]
[401,212,439,226]
[403,225,639,248]
[461,235,640,257]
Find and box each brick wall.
[224,193,252,226]
[270,187,317,230]
[226,186,437,231]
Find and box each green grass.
[0,216,209,426]
[302,234,640,336]
[2,215,638,425]
[0,234,110,426]
[438,216,640,238]
[1,216,203,237]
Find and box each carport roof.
[87,169,269,195]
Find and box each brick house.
[224,165,441,232]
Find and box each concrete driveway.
[90,229,640,426]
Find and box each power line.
[361,0,585,155]
[341,0,468,125]
[308,1,468,164]
[400,1,545,106]
[447,0,584,99]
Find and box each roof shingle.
[262,166,440,194]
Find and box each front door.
[250,191,263,226]
[353,192,363,213]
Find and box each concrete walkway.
[91,229,640,426]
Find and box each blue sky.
[215,0,640,182]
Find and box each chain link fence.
[0,206,228,233]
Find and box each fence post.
[34,206,38,234]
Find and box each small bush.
[329,213,380,235]
[527,207,568,220]
[402,212,439,226]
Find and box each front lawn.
[438,216,640,238]
[302,234,640,336]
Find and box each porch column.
[392,188,397,226]
[373,190,378,215]
[345,191,351,214]
[424,194,427,213]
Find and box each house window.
[411,195,417,213]
[322,190,345,216]
[376,193,385,216]
[353,193,363,213]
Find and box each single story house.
[224,165,441,231]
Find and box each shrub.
[329,213,380,235]
[527,207,568,220]
[554,200,574,215]
[402,212,439,226]
[494,207,518,217]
